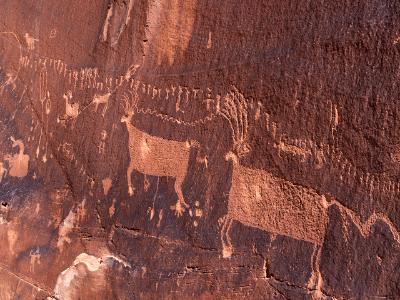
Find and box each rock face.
[0,1,400,299]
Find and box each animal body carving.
[92,92,111,116]
[121,93,198,216]
[223,154,328,251]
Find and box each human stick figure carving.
[24,33,39,50]
[121,92,200,216]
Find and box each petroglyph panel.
[1,1,400,299]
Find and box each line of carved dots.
[135,107,218,127]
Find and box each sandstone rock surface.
[0,1,400,299]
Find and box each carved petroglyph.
[49,29,57,39]
[12,42,218,131]
[274,135,327,168]
[37,67,52,162]
[261,98,400,203]
[93,93,111,116]
[24,33,39,50]
[222,152,328,255]
[207,31,212,49]
[98,130,108,154]
[3,137,29,178]
[274,137,312,162]
[102,177,112,195]
[109,198,117,218]
[221,88,328,292]
[126,82,219,125]
[121,93,199,216]
[219,89,400,293]
[329,101,340,135]
[59,143,75,161]
[63,91,79,118]
[5,28,399,214]
[219,88,251,157]
[17,50,139,108]
[188,201,203,227]
[0,32,22,93]
[330,196,400,244]
[29,247,41,273]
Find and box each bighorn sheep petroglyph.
[219,88,400,293]
[121,91,199,216]
[219,88,328,290]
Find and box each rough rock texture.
[1,1,400,299]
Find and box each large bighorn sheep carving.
[121,91,199,216]
[219,88,328,289]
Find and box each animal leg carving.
[101,103,108,117]
[221,216,233,258]
[307,244,323,296]
[170,178,189,217]
[127,163,135,196]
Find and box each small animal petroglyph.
[121,92,199,216]
[63,91,79,118]
[92,93,111,116]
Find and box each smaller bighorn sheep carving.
[121,91,199,216]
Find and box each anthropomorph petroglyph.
[3,137,30,178]
[121,92,199,216]
[98,130,108,154]
[24,33,39,51]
